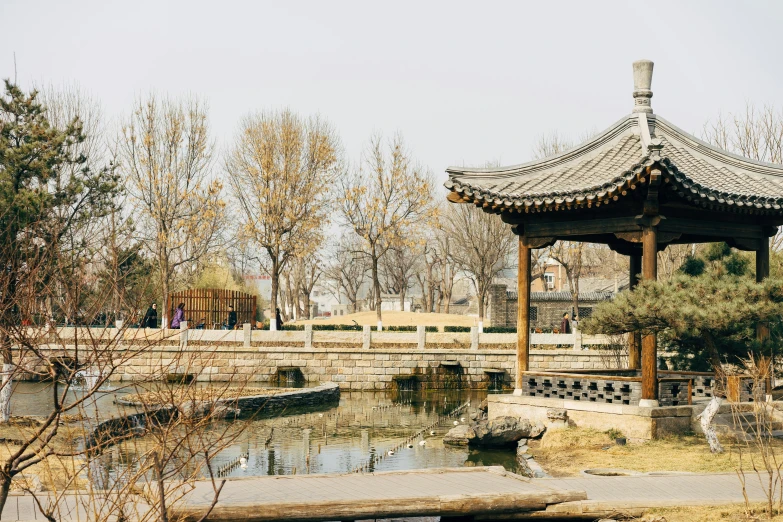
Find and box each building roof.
[506,290,615,302]
[445,62,783,217]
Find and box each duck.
[429,430,435,436]
[453,421,459,426]
[407,443,413,448]
[419,440,427,446]
[387,450,395,456]
[460,417,466,422]
[239,457,248,470]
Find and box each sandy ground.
[293,311,477,328]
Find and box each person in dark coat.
[224,305,238,330]
[171,303,185,329]
[143,303,158,328]
[560,312,571,334]
[275,308,284,330]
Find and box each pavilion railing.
[521,370,765,406]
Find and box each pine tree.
[581,243,783,370]
[0,80,117,420]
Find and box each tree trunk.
[303,291,311,320]
[372,251,382,327]
[161,258,170,329]
[699,396,724,453]
[154,453,170,522]
[270,258,279,330]
[477,291,485,330]
[0,474,12,515]
[0,331,13,423]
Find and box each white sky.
[2,0,783,184]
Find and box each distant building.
[488,283,614,329]
[380,294,412,312]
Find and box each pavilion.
[445,60,783,412]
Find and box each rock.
[478,398,488,412]
[516,444,529,455]
[443,424,476,446]
[546,408,567,421]
[444,416,545,447]
[515,454,535,478]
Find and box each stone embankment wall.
[22,327,624,390]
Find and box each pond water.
[10,383,523,479]
[198,389,523,478]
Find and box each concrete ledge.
[487,394,696,440]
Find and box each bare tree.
[120,94,225,326]
[225,109,340,329]
[704,104,783,249]
[323,237,369,313]
[293,254,322,320]
[340,134,433,327]
[381,244,420,310]
[441,203,515,328]
[548,241,585,317]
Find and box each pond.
[9,383,524,480]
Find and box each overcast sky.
[2,0,782,183]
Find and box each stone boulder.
[443,416,545,447]
[443,424,475,446]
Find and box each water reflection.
[114,389,522,478]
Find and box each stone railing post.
[470,327,479,350]
[417,326,426,349]
[305,324,313,349]
[573,326,582,351]
[180,321,188,349]
[243,323,251,347]
[362,325,371,350]
[114,319,124,347]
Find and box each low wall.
[15,327,624,391]
[18,346,622,391]
[90,383,340,450]
[488,395,693,441]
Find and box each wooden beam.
[660,217,768,239]
[641,226,658,404]
[628,253,642,370]
[523,216,642,238]
[516,240,532,391]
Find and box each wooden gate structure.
[166,289,257,329]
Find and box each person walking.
[143,303,158,328]
[171,303,185,329]
[224,305,238,330]
[560,312,571,334]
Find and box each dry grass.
[0,419,86,492]
[293,311,476,328]
[646,504,783,521]
[533,427,783,476]
[121,386,299,406]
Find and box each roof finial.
[632,60,654,114]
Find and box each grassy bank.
[533,427,783,476]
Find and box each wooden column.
[641,227,658,403]
[516,239,532,391]
[628,253,642,370]
[757,237,771,392]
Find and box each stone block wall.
[19,342,623,391]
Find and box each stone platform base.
[488,394,696,441]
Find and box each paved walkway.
[176,466,584,521]
[515,472,774,519]
[0,470,776,520]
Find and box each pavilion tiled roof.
[445,69,783,216]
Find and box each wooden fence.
[166,289,257,329]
